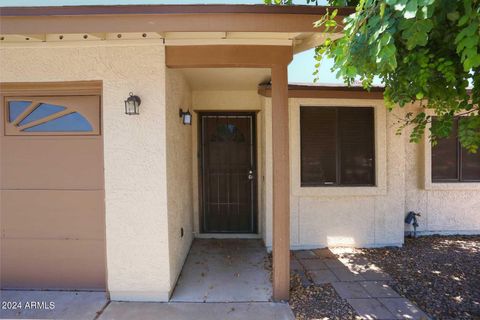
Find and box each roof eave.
[0,4,355,17]
[0,4,353,35]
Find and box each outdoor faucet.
[405,211,421,238]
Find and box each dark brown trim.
[0,5,350,34]
[0,81,102,96]
[0,5,354,17]
[258,84,385,99]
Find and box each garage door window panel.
[18,103,66,126]
[4,96,100,135]
[8,101,32,123]
[24,112,93,132]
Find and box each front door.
[200,112,257,233]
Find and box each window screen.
[300,106,375,186]
[432,118,480,182]
[300,107,337,185]
[432,121,459,181]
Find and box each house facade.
[0,4,478,303]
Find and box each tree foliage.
[267,0,480,152]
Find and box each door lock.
[248,170,254,180]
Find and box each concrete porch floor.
[170,239,272,302]
[0,290,108,320]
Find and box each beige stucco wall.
[165,68,194,297]
[262,97,407,248]
[260,97,273,246]
[404,105,480,235]
[0,42,171,301]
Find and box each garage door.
[1,89,106,290]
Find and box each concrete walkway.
[292,248,430,320]
[171,239,272,302]
[0,291,293,320]
[0,290,108,320]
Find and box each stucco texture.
[404,104,480,235]
[165,68,194,297]
[0,42,171,301]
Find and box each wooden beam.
[166,45,292,68]
[271,63,290,301]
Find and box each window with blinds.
[300,106,375,186]
[432,118,480,182]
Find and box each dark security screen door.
[200,113,257,233]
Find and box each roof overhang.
[0,4,351,53]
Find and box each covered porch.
[165,43,293,300]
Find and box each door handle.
[248,170,254,180]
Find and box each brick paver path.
[291,249,430,320]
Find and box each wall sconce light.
[124,92,141,115]
[179,109,192,125]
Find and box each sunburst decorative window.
[4,96,100,135]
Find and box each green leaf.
[311,0,480,152]
[380,3,386,18]
[458,15,469,26]
[331,9,338,19]
[394,0,408,11]
[447,11,460,21]
[404,0,418,19]
[402,19,434,49]
[418,0,434,5]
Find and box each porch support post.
[271,63,290,301]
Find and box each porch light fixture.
[179,109,192,125]
[124,92,141,115]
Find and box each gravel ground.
[358,235,480,320]
[267,253,359,319]
[289,273,360,320]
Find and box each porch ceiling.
[179,68,271,91]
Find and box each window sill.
[293,185,387,197]
[425,182,480,191]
